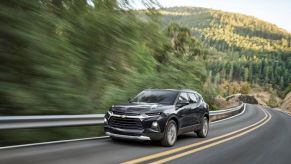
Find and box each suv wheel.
[161,120,177,146]
[196,117,209,138]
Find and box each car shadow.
[107,132,199,147]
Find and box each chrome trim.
[108,112,156,119]
[105,132,151,140]
[110,113,143,119]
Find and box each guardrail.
[210,103,245,122]
[0,103,244,130]
[0,114,104,130]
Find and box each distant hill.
[160,7,291,53]
[159,7,291,91]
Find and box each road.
[0,104,291,164]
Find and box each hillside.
[160,7,291,52]
[160,7,291,91]
[281,92,291,112]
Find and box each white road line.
[0,136,109,150]
[283,111,290,117]
[210,104,246,124]
[276,109,291,117]
[286,112,291,117]
[283,111,291,117]
[270,108,291,117]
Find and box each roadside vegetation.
[0,0,212,146]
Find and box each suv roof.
[145,88,198,94]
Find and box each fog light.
[104,118,108,124]
[152,121,158,128]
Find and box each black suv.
[104,89,209,146]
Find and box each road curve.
[0,104,290,164]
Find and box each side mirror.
[177,100,189,107]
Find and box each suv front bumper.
[104,112,167,141]
[105,132,151,140]
[104,125,164,141]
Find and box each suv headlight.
[151,121,160,131]
[152,121,158,127]
[145,112,162,116]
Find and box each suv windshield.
[131,90,178,105]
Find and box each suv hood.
[112,103,171,114]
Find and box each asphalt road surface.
[0,104,291,164]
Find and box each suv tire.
[161,120,177,147]
[196,117,209,138]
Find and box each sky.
[134,0,291,33]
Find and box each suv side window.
[188,93,198,103]
[178,92,189,102]
[199,95,204,102]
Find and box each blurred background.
[0,0,290,146]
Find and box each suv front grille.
[112,110,125,115]
[109,116,142,129]
[112,111,140,116]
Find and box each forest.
[1,0,290,146]
[1,2,291,117]
[161,7,291,95]
[0,1,212,116]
